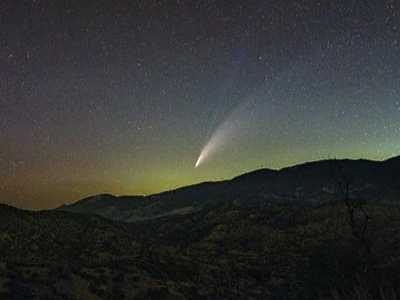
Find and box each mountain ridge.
[58,155,400,222]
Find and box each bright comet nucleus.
[195,155,202,168]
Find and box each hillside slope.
[1,201,400,299]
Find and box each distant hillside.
[2,199,400,299]
[59,156,400,222]
[0,203,192,299]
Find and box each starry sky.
[1,0,400,209]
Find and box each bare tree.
[329,159,372,255]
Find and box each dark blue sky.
[1,0,399,209]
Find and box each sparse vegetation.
[1,199,400,299]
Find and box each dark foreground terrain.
[2,158,400,299]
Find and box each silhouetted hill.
[58,194,148,221]
[59,156,400,222]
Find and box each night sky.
[1,0,400,209]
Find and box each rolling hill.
[59,156,400,222]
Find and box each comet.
[194,48,254,168]
[195,99,254,168]
[194,56,328,168]
[194,132,222,168]
[195,154,203,168]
